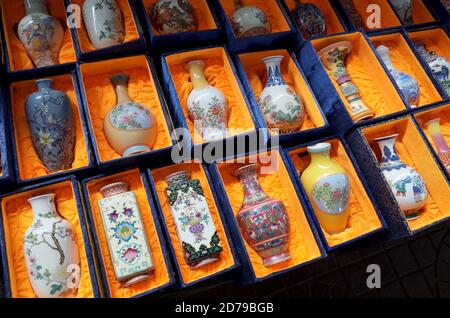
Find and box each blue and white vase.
[290,1,326,39]
[25,79,75,172]
[376,45,419,108]
[259,55,305,133]
[374,134,428,220]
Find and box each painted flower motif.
[38,131,54,147]
[121,246,140,263]
[123,207,134,218]
[113,221,137,243]
[108,210,119,222]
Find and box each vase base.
[352,109,375,122]
[121,272,154,287]
[404,210,420,221]
[263,252,291,267]
[122,145,151,157]
[190,256,220,270]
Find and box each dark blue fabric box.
[0,175,101,298]
[0,82,14,189]
[147,162,241,288]
[66,0,147,62]
[81,168,175,298]
[208,147,327,284]
[6,70,95,185]
[283,135,387,252]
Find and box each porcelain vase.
[374,134,428,220]
[25,79,75,172]
[230,0,271,38]
[339,0,364,29]
[83,0,125,49]
[424,118,450,173]
[235,164,291,267]
[104,74,157,157]
[165,171,223,269]
[18,0,64,67]
[318,41,375,122]
[24,194,80,298]
[391,0,413,24]
[376,45,419,107]
[98,182,155,286]
[150,0,198,35]
[259,55,305,133]
[300,143,350,234]
[186,60,228,141]
[415,42,450,97]
[290,0,326,39]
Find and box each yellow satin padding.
[411,0,435,24]
[289,139,383,247]
[85,169,171,298]
[408,28,450,65]
[70,0,139,52]
[351,0,400,29]
[220,0,291,34]
[1,180,95,298]
[144,0,217,34]
[0,0,76,71]
[10,74,90,181]
[238,49,326,135]
[79,55,173,163]
[284,0,345,35]
[414,103,450,167]
[165,47,256,144]
[362,117,450,232]
[152,163,235,284]
[216,149,323,279]
[312,32,406,121]
[370,32,442,107]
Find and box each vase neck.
[426,119,450,153]
[237,165,268,207]
[24,0,48,15]
[377,45,395,71]
[187,61,210,89]
[111,74,132,105]
[320,45,351,79]
[35,78,53,92]
[28,194,58,223]
[262,56,286,87]
[307,143,333,167]
[375,135,401,164]
[100,182,129,198]
[165,171,191,186]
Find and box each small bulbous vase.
[424,118,450,174]
[259,55,305,133]
[376,45,419,107]
[104,74,157,157]
[391,0,413,24]
[18,0,64,68]
[150,0,198,35]
[235,164,291,267]
[374,134,428,220]
[230,0,271,38]
[290,1,326,39]
[25,79,75,172]
[83,0,125,49]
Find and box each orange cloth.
[370,33,442,107]
[10,74,89,181]
[152,163,236,284]
[216,150,323,279]
[79,56,173,163]
[166,47,255,144]
[144,0,217,34]
[411,0,435,24]
[220,0,291,34]
[1,180,96,298]
[284,0,345,35]
[408,28,450,65]
[289,139,383,247]
[86,169,172,298]
[351,0,400,29]
[239,49,326,135]
[70,0,139,52]
[362,117,450,232]
[1,0,76,71]
[312,33,407,121]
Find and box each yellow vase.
[300,143,351,234]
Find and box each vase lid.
[100,182,129,198]
[317,41,353,58]
[373,133,399,143]
[307,142,331,153]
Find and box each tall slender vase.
[98,182,154,286]
[301,143,350,234]
[235,164,291,267]
[25,79,75,172]
[150,0,198,35]
[391,0,413,24]
[165,171,222,269]
[230,0,271,38]
[259,55,305,133]
[103,74,157,157]
[339,0,365,29]
[376,45,419,107]
[318,41,375,122]
[83,0,125,49]
[23,194,80,298]
[415,42,450,97]
[17,0,64,68]
[186,60,228,141]
[424,118,450,173]
[374,134,428,220]
[290,0,326,39]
